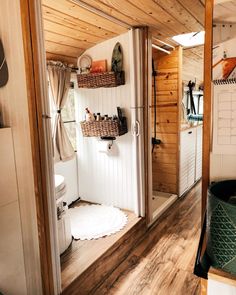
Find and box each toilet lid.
[54,174,65,194]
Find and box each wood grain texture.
[214,1,236,23]
[60,202,141,290]
[20,0,57,294]
[152,48,181,194]
[208,268,236,287]
[202,0,213,223]
[41,0,205,64]
[93,182,202,295]
[61,214,146,294]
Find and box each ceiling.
[42,0,205,65]
[214,1,236,23]
[182,45,204,85]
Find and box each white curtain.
[47,61,75,162]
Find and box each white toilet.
[54,174,72,255]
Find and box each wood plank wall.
[152,47,182,194]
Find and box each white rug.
[68,204,128,240]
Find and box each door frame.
[20,0,60,294]
[19,2,154,294]
[202,0,213,222]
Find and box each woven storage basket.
[77,71,125,88]
[80,119,127,137]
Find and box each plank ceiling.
[214,1,236,23]
[182,45,204,85]
[42,0,205,65]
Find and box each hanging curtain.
[47,61,75,162]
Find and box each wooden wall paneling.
[202,0,213,222]
[152,47,181,194]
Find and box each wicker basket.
[77,71,125,88]
[80,119,128,137]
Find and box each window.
[61,84,77,151]
[172,31,205,47]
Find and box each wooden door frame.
[20,0,57,294]
[202,0,213,222]
[19,2,153,294]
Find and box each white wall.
[75,32,136,211]
[208,278,236,294]
[0,129,27,295]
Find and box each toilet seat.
[55,174,66,200]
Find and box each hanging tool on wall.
[188,80,196,115]
[152,59,161,153]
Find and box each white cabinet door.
[195,125,203,181]
[187,128,196,188]
[179,128,197,196]
[180,130,189,196]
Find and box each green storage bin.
[207,180,236,275]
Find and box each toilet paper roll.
[98,141,113,153]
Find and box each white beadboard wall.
[75,32,136,211]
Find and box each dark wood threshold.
[62,217,147,295]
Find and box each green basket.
[207,180,236,275]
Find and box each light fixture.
[172,31,205,47]
[152,44,170,54]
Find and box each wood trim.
[142,27,152,225]
[20,1,55,294]
[202,0,213,223]
[177,46,183,196]
[201,278,207,295]
[208,268,236,287]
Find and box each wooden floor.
[93,182,202,295]
[60,201,140,290]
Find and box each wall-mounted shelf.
[77,71,125,89]
[80,118,127,137]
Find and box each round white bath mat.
[68,204,128,240]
